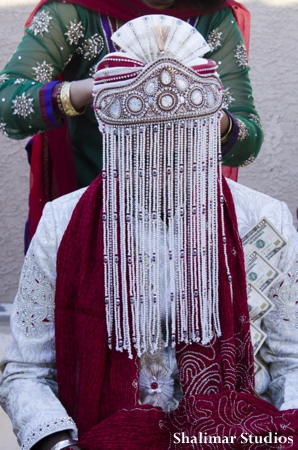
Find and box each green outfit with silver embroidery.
[0,2,263,189]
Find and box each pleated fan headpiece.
[93,15,232,358]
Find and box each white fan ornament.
[93,15,214,92]
[111,14,211,65]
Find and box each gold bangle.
[221,113,233,145]
[60,82,86,117]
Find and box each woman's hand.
[220,110,230,137]
[69,78,94,111]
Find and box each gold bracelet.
[221,113,233,145]
[60,82,86,117]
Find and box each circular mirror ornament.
[126,95,144,114]
[157,91,177,111]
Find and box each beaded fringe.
[102,113,227,358]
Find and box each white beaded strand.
[168,122,176,348]
[151,122,159,352]
[124,126,133,357]
[187,119,195,342]
[192,120,200,342]
[133,125,141,354]
[102,127,113,348]
[110,128,123,351]
[218,112,234,308]
[163,123,170,347]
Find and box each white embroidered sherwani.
[1,179,298,449]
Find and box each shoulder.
[50,186,87,231]
[228,178,298,275]
[39,187,87,248]
[27,1,91,28]
[227,179,292,239]
[200,6,236,30]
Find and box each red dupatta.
[25,0,249,243]
[26,0,250,31]
[55,174,298,449]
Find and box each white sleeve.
[0,201,78,450]
[260,201,298,410]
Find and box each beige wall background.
[0,0,298,304]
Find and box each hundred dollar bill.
[254,357,265,377]
[246,250,281,292]
[250,322,267,355]
[247,282,274,322]
[242,217,288,261]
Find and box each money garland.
[242,217,288,373]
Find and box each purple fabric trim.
[100,15,115,53]
[188,16,199,28]
[40,81,62,127]
[221,110,239,158]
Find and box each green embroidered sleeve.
[198,8,264,167]
[0,2,106,139]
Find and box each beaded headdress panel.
[93,15,231,358]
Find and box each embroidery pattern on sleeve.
[29,11,53,36]
[16,247,55,338]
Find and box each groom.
[1,15,298,450]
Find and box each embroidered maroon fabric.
[55,175,298,449]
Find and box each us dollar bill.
[246,250,281,292]
[254,356,265,377]
[250,322,267,355]
[242,217,288,261]
[247,282,274,322]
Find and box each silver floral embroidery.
[32,61,54,82]
[235,43,248,68]
[249,113,262,130]
[77,34,104,60]
[0,119,8,136]
[21,417,77,450]
[15,248,54,337]
[222,87,235,109]
[0,73,9,84]
[65,20,85,45]
[12,93,34,118]
[240,155,255,167]
[207,28,222,52]
[268,257,298,329]
[236,118,249,141]
[29,10,53,36]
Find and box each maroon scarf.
[55,175,298,449]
